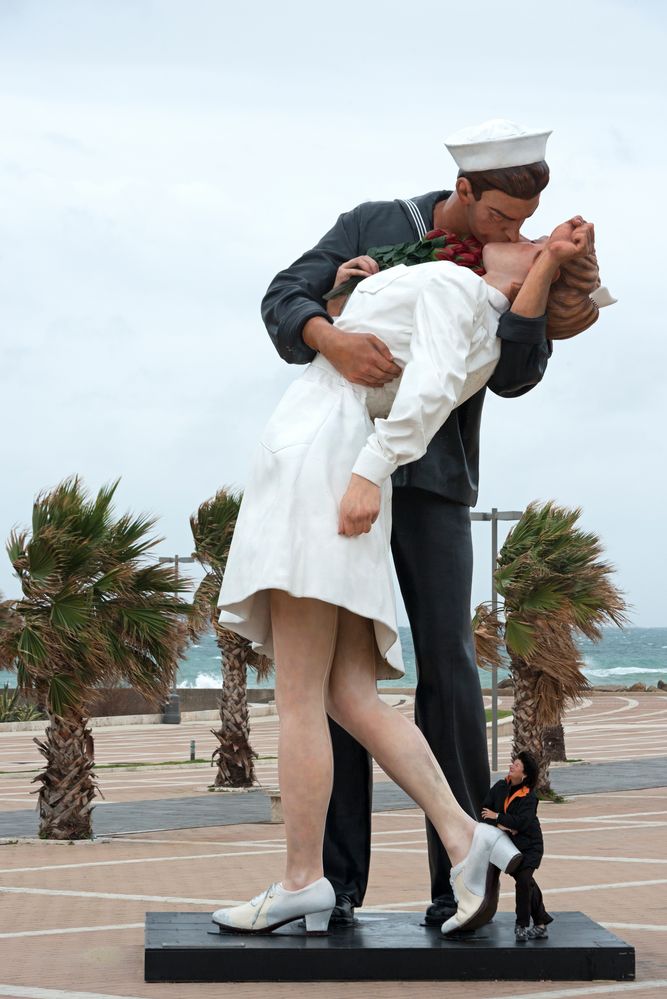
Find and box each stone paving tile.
[0,695,666,996]
[2,694,664,786]
[1,694,664,818]
[3,757,667,838]
[0,795,666,997]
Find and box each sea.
[174,626,667,691]
[1,627,665,693]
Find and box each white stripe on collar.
[401,198,428,238]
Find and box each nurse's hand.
[325,255,381,316]
[338,474,381,537]
[544,217,595,263]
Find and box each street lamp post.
[158,554,195,724]
[471,509,523,771]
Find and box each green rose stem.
[323,229,485,301]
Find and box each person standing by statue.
[482,751,553,941]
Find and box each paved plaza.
[0,692,666,998]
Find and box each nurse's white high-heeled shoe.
[212,876,336,935]
[441,824,521,936]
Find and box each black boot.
[330,894,355,926]
[424,894,457,925]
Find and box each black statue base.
[144,910,635,982]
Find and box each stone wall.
[4,686,276,717]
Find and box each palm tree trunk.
[33,712,98,839]
[543,721,567,763]
[509,654,552,795]
[212,630,256,788]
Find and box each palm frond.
[47,673,84,716]
[190,488,243,575]
[493,500,625,732]
[505,617,537,659]
[2,477,190,714]
[246,647,273,681]
[189,487,273,680]
[471,602,505,672]
[190,572,223,641]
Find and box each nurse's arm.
[338,269,484,537]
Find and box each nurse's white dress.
[218,262,509,679]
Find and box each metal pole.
[470,511,521,772]
[491,508,499,773]
[158,554,194,724]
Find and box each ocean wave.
[583,666,666,678]
[178,672,223,689]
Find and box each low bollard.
[190,739,196,762]
[268,790,283,824]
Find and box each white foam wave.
[583,666,665,678]
[178,672,223,689]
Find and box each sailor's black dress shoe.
[423,895,457,925]
[329,894,356,926]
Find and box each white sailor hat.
[445,118,552,171]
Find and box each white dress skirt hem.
[217,356,405,681]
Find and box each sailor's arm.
[261,209,401,386]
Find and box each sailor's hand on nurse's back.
[338,474,381,537]
[303,316,402,388]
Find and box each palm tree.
[0,477,190,839]
[473,501,627,795]
[189,488,271,788]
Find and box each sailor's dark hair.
[458,161,550,201]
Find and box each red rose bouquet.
[324,228,485,302]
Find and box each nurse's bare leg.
[326,608,475,867]
[270,589,339,891]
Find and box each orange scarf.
[504,778,530,812]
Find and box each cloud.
[0,0,665,626]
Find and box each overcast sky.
[0,0,665,627]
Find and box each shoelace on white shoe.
[250,883,277,908]
[247,883,278,927]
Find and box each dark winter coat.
[482,777,544,869]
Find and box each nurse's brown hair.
[546,251,601,340]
